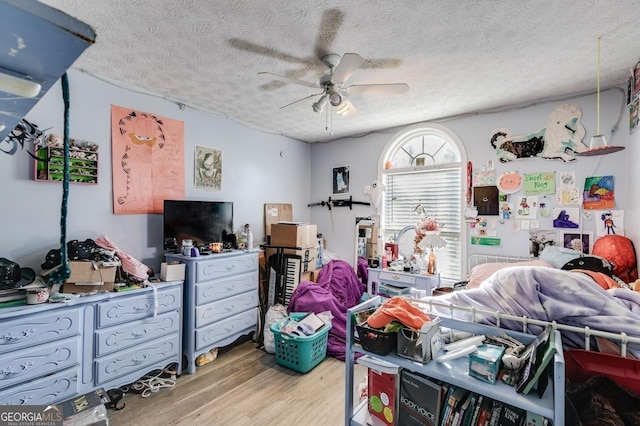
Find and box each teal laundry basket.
[270,313,332,373]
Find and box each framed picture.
[195,145,222,190]
[562,232,593,254]
[332,165,350,195]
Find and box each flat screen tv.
[163,200,233,250]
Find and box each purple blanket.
[425,266,640,357]
[288,260,364,360]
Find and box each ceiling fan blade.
[331,53,364,85]
[258,72,319,88]
[346,83,409,95]
[336,99,358,116]
[314,9,344,59]
[278,91,324,110]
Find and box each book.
[398,370,444,426]
[453,392,473,426]
[515,327,551,393]
[487,400,503,426]
[522,331,556,396]
[469,395,484,426]
[498,403,526,426]
[439,386,456,426]
[461,393,478,426]
[446,387,470,426]
[475,396,493,426]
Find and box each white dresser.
[367,268,441,296]
[165,250,259,374]
[0,281,182,406]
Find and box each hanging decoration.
[489,103,586,162]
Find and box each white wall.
[311,87,632,272]
[1,69,312,273]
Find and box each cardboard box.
[270,223,317,248]
[469,344,505,384]
[301,269,320,282]
[264,203,293,241]
[62,261,118,293]
[266,247,319,272]
[160,262,186,281]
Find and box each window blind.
[383,166,463,283]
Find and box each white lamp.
[418,232,448,275]
[0,69,41,98]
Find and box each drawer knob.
[225,264,235,270]
[133,304,150,311]
[2,329,34,342]
[131,327,150,338]
[132,353,150,364]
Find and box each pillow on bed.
[466,260,554,289]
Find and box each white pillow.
[466,260,554,289]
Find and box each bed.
[421,250,640,357]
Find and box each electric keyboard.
[267,252,302,307]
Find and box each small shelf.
[34,146,98,184]
[344,296,564,425]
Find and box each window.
[379,123,467,284]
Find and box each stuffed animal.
[592,235,638,283]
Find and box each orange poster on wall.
[111,105,185,214]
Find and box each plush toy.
[592,235,638,283]
[364,180,385,210]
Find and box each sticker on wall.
[473,170,497,186]
[595,210,624,237]
[561,232,593,254]
[500,202,513,219]
[515,195,538,219]
[552,207,580,228]
[496,171,523,194]
[558,171,576,189]
[471,236,501,246]
[583,175,615,210]
[524,172,556,195]
[489,103,586,162]
[539,196,551,217]
[529,229,556,257]
[556,187,580,205]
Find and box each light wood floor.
[108,339,366,426]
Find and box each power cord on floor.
[130,368,177,398]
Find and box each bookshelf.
[344,296,565,425]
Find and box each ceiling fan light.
[312,95,327,113]
[336,103,349,115]
[328,90,342,107]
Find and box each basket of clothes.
[355,297,433,357]
[270,312,332,373]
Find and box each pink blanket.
[288,260,364,360]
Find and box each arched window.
[379,123,467,284]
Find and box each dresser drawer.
[195,308,257,351]
[0,309,80,355]
[195,271,258,305]
[97,286,181,328]
[95,310,180,357]
[0,367,77,405]
[196,254,258,282]
[195,291,259,328]
[0,337,79,389]
[95,334,179,385]
[377,270,418,286]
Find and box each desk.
[367,268,440,296]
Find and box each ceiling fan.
[259,52,409,116]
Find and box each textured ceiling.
[38,0,640,143]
